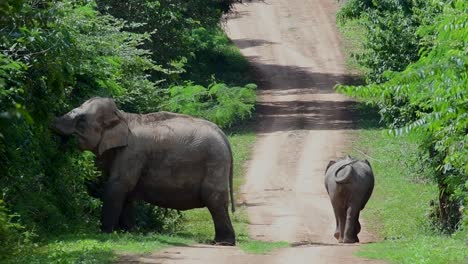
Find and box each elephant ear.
[98,111,129,155]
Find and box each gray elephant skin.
[325,156,374,243]
[52,97,236,245]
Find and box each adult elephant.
[52,97,236,245]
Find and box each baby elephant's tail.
[334,160,358,184]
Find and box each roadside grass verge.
[336,18,369,76]
[8,233,192,263]
[349,115,467,264]
[5,130,287,263]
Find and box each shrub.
[95,0,238,79]
[134,203,184,233]
[337,0,443,83]
[0,199,29,259]
[165,82,256,128]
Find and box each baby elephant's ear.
[326,160,336,171]
[364,159,371,167]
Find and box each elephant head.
[52,97,129,155]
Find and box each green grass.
[8,233,192,264]
[6,130,287,263]
[349,126,467,263]
[240,240,289,254]
[337,18,370,76]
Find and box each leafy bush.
[0,199,29,259]
[95,0,240,82]
[337,0,443,83]
[134,203,184,233]
[338,0,467,232]
[165,82,256,128]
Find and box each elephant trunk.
[51,114,75,136]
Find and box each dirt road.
[120,0,382,263]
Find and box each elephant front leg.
[118,200,135,232]
[101,182,129,233]
[101,157,141,233]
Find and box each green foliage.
[338,0,467,232]
[166,82,256,128]
[1,1,155,118]
[134,203,184,233]
[0,199,29,259]
[337,0,443,83]
[95,0,240,83]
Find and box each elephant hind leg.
[355,218,361,236]
[343,206,360,243]
[204,192,236,246]
[334,228,340,240]
[331,205,341,241]
[202,164,236,246]
[339,209,347,243]
[332,203,347,243]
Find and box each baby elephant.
[325,156,374,243]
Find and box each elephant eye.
[76,115,87,131]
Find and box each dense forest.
[0,0,256,259]
[337,0,466,234]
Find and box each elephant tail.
[220,129,235,213]
[334,160,358,184]
[230,156,235,213]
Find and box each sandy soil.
[118,0,383,263]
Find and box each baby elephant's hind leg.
[332,204,341,240]
[343,206,360,243]
[355,217,361,236]
[334,203,347,243]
